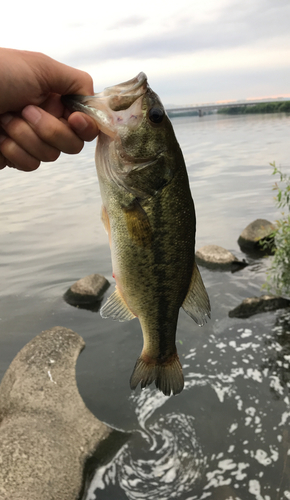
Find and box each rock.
[229,295,290,318]
[0,327,129,500]
[64,273,110,310]
[195,245,248,272]
[238,219,275,252]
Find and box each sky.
[2,0,290,105]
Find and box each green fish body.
[62,73,210,396]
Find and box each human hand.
[0,49,99,171]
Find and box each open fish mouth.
[62,72,148,114]
[61,72,149,137]
[101,72,147,96]
[101,72,148,111]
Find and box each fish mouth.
[62,72,148,136]
[102,72,148,111]
[62,72,148,114]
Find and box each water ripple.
[86,389,206,500]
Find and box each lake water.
[1,112,290,499]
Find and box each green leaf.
[263,164,290,297]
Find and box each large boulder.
[195,245,248,272]
[64,273,110,311]
[229,295,290,318]
[238,219,275,252]
[0,327,128,500]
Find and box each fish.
[62,72,210,396]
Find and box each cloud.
[108,16,147,30]
[65,0,290,66]
[155,64,290,104]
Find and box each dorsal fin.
[182,262,211,326]
[100,288,136,322]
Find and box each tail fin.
[130,354,184,396]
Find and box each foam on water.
[86,389,206,500]
[85,312,290,499]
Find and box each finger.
[68,112,99,142]
[0,136,40,171]
[41,93,65,118]
[35,94,99,143]
[22,105,84,154]
[0,134,7,168]
[0,113,60,162]
[0,150,6,169]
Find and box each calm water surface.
[1,113,290,499]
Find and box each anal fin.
[100,288,136,322]
[182,262,211,326]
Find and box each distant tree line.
[218,101,290,114]
[167,110,200,118]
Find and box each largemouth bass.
[62,73,210,396]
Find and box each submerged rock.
[229,295,290,318]
[0,327,129,500]
[195,245,248,272]
[238,219,275,252]
[64,273,110,311]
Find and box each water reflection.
[262,309,290,398]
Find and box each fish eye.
[148,107,164,124]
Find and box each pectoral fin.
[101,205,112,246]
[100,288,136,321]
[124,155,173,199]
[182,262,211,326]
[122,199,152,247]
[101,205,110,234]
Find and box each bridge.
[166,98,290,118]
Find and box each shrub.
[263,163,290,297]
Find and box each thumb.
[68,112,99,142]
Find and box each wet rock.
[195,245,248,272]
[238,219,275,252]
[64,273,110,310]
[229,295,290,318]
[0,327,129,500]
